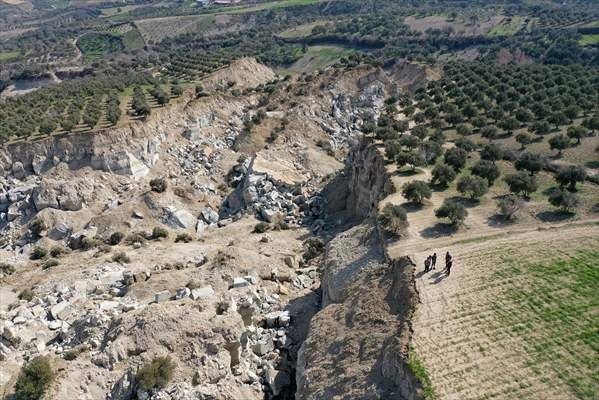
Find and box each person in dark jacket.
[424,256,431,273]
[431,253,437,269]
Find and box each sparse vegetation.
[0,262,16,275]
[30,246,48,260]
[109,231,125,245]
[112,252,131,264]
[175,233,193,243]
[41,259,59,269]
[151,227,169,240]
[18,288,35,301]
[378,204,409,237]
[150,177,168,193]
[28,218,46,236]
[14,356,54,400]
[49,245,66,258]
[136,356,175,391]
[496,195,524,220]
[253,222,270,234]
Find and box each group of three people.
[423,251,453,275]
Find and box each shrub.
[136,356,175,391]
[443,147,467,171]
[41,259,59,269]
[514,152,543,176]
[253,222,270,233]
[515,132,532,149]
[396,150,425,171]
[471,160,500,186]
[402,181,432,204]
[480,143,503,164]
[567,126,587,145]
[14,356,54,400]
[303,237,324,261]
[49,245,66,258]
[504,172,538,197]
[80,237,99,251]
[112,252,131,264]
[151,227,169,240]
[431,164,456,187]
[28,219,46,236]
[555,165,587,191]
[63,345,88,361]
[149,177,168,193]
[125,232,147,245]
[435,200,467,226]
[108,231,125,245]
[496,195,524,220]
[454,137,476,152]
[456,175,488,199]
[30,246,48,260]
[548,189,579,212]
[378,204,409,236]
[0,262,16,275]
[18,288,35,301]
[548,134,570,156]
[175,233,193,243]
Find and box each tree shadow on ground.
[420,222,456,238]
[586,160,599,169]
[394,168,422,177]
[446,196,480,208]
[487,213,517,227]
[399,201,424,212]
[536,210,575,222]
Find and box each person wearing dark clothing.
[445,251,452,264]
[446,259,453,276]
[424,257,431,273]
[431,253,437,269]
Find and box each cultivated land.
[411,227,598,400]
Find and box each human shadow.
[420,223,456,238]
[430,270,447,284]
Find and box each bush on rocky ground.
[18,288,35,301]
[28,218,46,237]
[49,245,66,258]
[112,252,131,264]
[150,177,168,193]
[151,227,169,240]
[108,231,125,245]
[303,238,324,261]
[253,222,270,233]
[136,356,175,391]
[30,246,48,260]
[41,259,59,269]
[378,204,409,237]
[14,356,54,400]
[125,232,147,245]
[175,233,193,243]
[0,262,16,275]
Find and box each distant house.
[214,0,241,5]
[195,0,209,5]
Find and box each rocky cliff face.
[296,142,422,400]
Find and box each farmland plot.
[411,226,599,400]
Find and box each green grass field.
[579,34,599,46]
[279,45,355,74]
[217,0,326,15]
[487,16,525,36]
[0,50,20,62]
[277,20,330,38]
[121,28,145,50]
[490,249,599,399]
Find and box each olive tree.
[457,175,488,200]
[402,181,432,204]
[435,200,467,226]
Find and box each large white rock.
[154,290,171,303]
[166,207,196,229]
[190,286,214,300]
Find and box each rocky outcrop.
[296,142,422,400]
